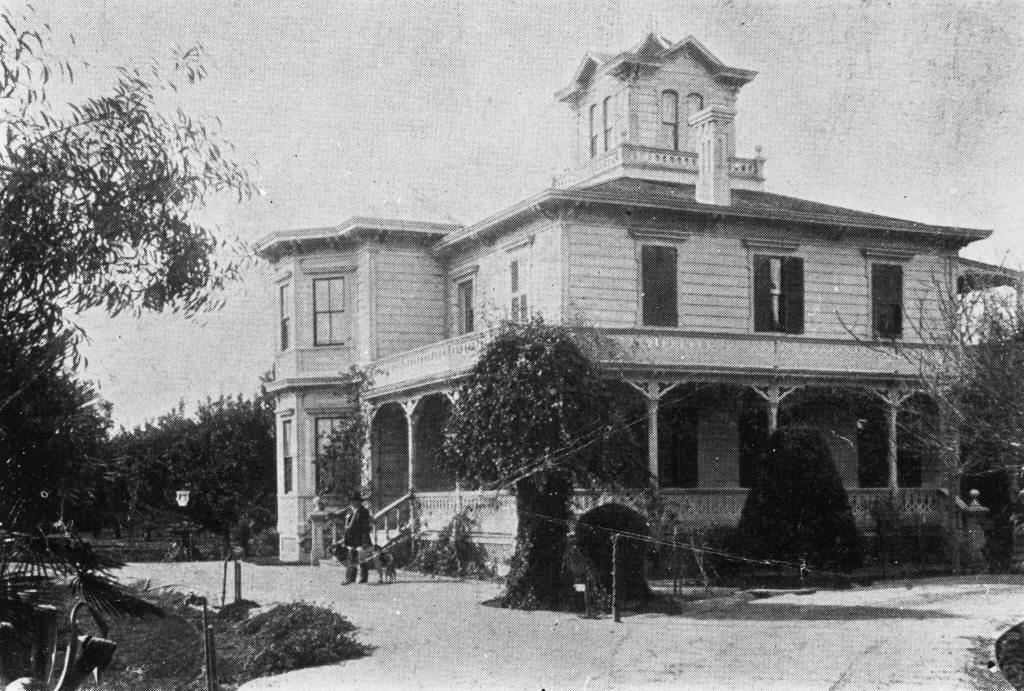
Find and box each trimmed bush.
[734,425,861,574]
[574,503,651,601]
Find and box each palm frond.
[71,571,164,621]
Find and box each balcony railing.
[622,144,698,173]
[370,330,489,394]
[602,330,933,379]
[367,328,933,397]
[728,156,764,180]
[555,145,764,187]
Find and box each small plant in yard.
[410,509,493,579]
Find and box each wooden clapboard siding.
[372,244,445,359]
[566,212,953,340]
[442,217,560,332]
[356,246,374,363]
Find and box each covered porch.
[360,373,953,541]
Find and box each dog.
[373,547,397,584]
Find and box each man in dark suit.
[342,492,372,584]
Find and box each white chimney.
[690,106,736,206]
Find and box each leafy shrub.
[96,592,369,689]
[249,527,280,559]
[410,509,493,579]
[230,602,371,679]
[98,589,205,690]
[574,503,651,601]
[734,425,861,574]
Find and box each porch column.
[645,383,659,485]
[874,389,915,491]
[401,398,420,494]
[750,385,796,435]
[625,381,682,487]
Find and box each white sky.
[33,0,1023,427]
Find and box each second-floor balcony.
[366,327,936,397]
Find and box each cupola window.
[588,104,598,158]
[661,90,679,151]
[602,96,612,152]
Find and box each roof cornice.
[433,185,991,255]
[255,216,463,260]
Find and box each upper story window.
[753,255,804,334]
[456,278,475,335]
[641,245,678,327]
[279,283,292,351]
[313,277,346,346]
[661,90,679,151]
[509,259,528,322]
[588,104,598,158]
[281,418,294,494]
[602,96,612,152]
[871,263,903,339]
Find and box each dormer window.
[661,90,679,151]
[588,104,598,158]
[602,96,612,152]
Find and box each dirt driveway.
[119,562,1023,690]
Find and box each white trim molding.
[862,247,915,263]
[743,237,799,253]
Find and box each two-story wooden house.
[256,33,993,563]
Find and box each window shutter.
[753,256,772,331]
[641,245,677,327]
[782,257,804,334]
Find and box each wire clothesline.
[515,506,827,578]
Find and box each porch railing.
[309,486,950,563]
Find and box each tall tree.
[442,320,629,610]
[108,391,276,554]
[0,7,253,683]
[0,5,254,529]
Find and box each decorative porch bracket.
[400,398,421,494]
[871,388,918,491]
[750,385,798,434]
[624,380,683,487]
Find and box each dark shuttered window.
[872,263,903,339]
[753,255,803,334]
[641,245,678,327]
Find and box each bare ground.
[118,563,1024,690]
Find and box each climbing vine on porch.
[315,366,371,497]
